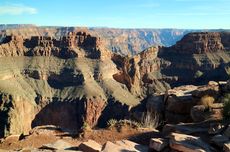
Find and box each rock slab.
[169,132,211,152]
[78,139,102,152]
[149,138,168,151]
[40,140,73,150]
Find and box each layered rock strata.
[0,31,230,137]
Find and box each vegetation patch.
[107,119,141,130]
[141,111,159,129]
[107,112,160,130]
[194,70,204,79]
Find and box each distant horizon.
[1,24,230,30]
[0,0,229,29]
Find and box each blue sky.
[0,0,229,29]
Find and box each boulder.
[101,140,148,152]
[166,94,197,114]
[149,138,168,151]
[101,141,124,152]
[169,132,211,152]
[40,140,73,150]
[223,142,230,152]
[78,139,102,152]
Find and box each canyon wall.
[0,30,230,138]
[0,25,193,55]
[159,32,230,86]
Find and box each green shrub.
[194,70,204,79]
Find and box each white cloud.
[0,4,37,15]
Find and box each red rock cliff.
[172,32,226,54]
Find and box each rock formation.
[159,32,230,86]
[0,30,140,137]
[172,32,225,54]
[0,25,194,55]
[0,31,107,59]
[0,30,230,139]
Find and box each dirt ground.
[0,125,159,151]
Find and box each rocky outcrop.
[172,32,225,54]
[159,32,230,86]
[144,81,224,124]
[111,46,170,96]
[0,31,109,59]
[0,35,25,56]
[160,119,230,152]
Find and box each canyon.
[0,26,230,151]
[0,25,194,55]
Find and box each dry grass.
[141,111,159,129]
[107,119,142,130]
